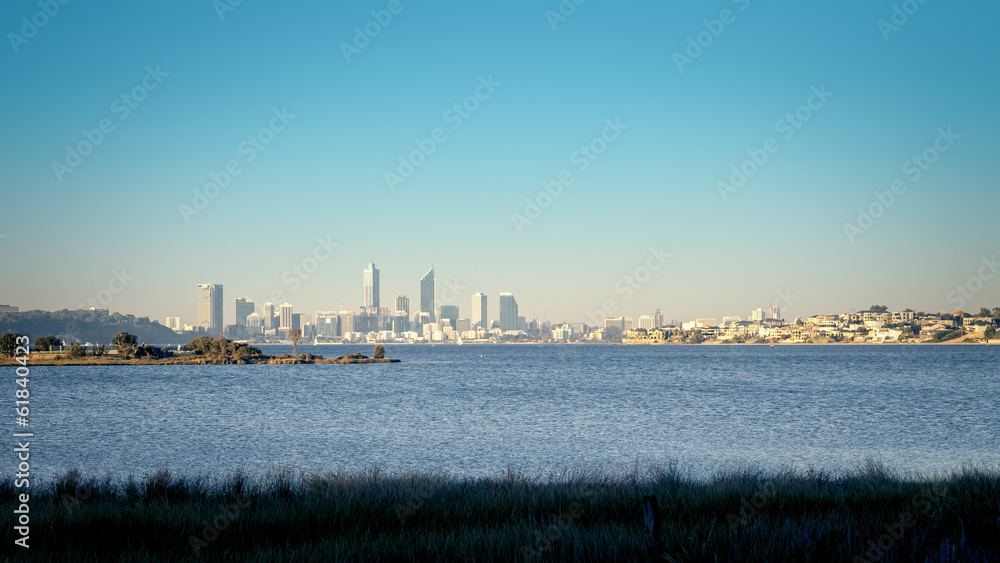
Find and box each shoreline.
[0,355,400,366]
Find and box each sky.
[1,0,998,327]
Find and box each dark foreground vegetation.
[2,462,997,562]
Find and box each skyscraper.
[499,292,518,331]
[263,302,276,330]
[395,295,410,316]
[439,305,459,329]
[314,312,340,338]
[472,293,486,329]
[279,303,293,331]
[197,284,223,334]
[420,268,435,322]
[768,305,781,321]
[235,297,255,327]
[653,309,664,328]
[364,262,380,309]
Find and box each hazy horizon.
[2,1,998,326]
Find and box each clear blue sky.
[1,0,998,326]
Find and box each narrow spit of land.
[0,353,400,366]
[2,463,997,562]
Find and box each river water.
[13,344,1000,481]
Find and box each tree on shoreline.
[35,335,61,352]
[1,332,25,357]
[288,329,302,358]
[111,332,138,359]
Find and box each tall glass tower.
[235,297,255,326]
[420,268,435,322]
[364,262,380,309]
[499,292,518,331]
[472,293,487,329]
[197,284,223,334]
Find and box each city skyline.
[1,1,998,326]
[5,254,1000,331]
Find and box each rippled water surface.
[14,344,1000,480]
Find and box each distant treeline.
[0,309,182,346]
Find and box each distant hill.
[0,309,183,346]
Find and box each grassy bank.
[2,462,998,562]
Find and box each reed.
[2,460,997,561]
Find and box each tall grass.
[2,461,998,561]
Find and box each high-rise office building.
[653,309,664,328]
[395,295,410,316]
[499,292,518,331]
[420,268,435,322]
[638,315,654,330]
[165,317,181,331]
[279,303,294,331]
[339,310,356,334]
[472,293,487,329]
[235,297,255,327]
[750,308,765,323]
[439,305,459,329]
[263,302,276,329]
[768,305,781,321]
[197,284,223,334]
[364,262,380,309]
[391,311,409,333]
[604,317,624,337]
[623,316,634,331]
[315,312,340,338]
